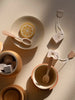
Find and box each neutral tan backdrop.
[0,0,75,100]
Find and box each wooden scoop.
[42,57,53,84]
[2,31,32,47]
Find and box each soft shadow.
[26,77,52,100]
[47,38,63,50]
[42,54,57,66]
[3,37,37,65]
[58,62,66,72]
[0,76,16,90]
[42,0,68,29]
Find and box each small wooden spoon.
[2,31,32,47]
[42,57,53,84]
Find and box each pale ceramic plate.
[10,16,44,50]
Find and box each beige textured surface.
[0,0,75,100]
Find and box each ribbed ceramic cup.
[0,85,25,100]
[31,63,58,90]
[0,50,22,77]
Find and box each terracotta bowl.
[31,63,58,90]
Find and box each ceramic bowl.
[0,85,25,100]
[11,16,44,50]
[31,63,58,90]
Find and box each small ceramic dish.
[0,85,25,100]
[11,16,44,50]
[31,64,58,90]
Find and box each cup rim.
[31,63,58,90]
[0,51,18,75]
[0,85,24,100]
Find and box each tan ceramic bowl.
[0,50,22,77]
[31,64,58,90]
[11,16,44,50]
[0,85,25,100]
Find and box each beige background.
[0,0,75,100]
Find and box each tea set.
[0,10,75,100]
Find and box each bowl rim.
[0,51,18,75]
[11,15,44,50]
[0,85,24,100]
[31,63,58,90]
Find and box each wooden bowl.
[0,50,22,77]
[0,85,25,100]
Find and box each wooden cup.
[0,85,25,100]
[0,50,22,77]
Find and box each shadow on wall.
[0,0,4,5]
[3,37,37,65]
[42,0,68,29]
[47,38,63,50]
[42,0,75,52]
[40,0,67,50]
[26,77,52,100]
